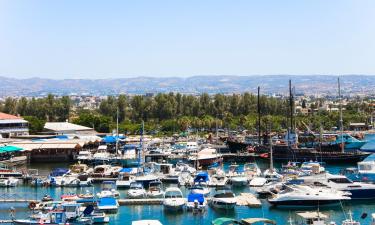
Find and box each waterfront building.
[0,112,29,138]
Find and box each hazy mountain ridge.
[0,75,374,97]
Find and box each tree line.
[0,93,371,134]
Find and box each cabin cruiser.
[188,148,223,168]
[0,177,20,187]
[186,193,207,212]
[127,182,147,199]
[69,163,93,179]
[135,172,160,188]
[268,185,351,207]
[147,180,164,198]
[228,164,248,186]
[97,197,119,213]
[91,165,121,178]
[189,182,210,196]
[97,181,120,198]
[116,144,139,167]
[116,168,137,188]
[76,150,92,162]
[153,163,179,184]
[163,187,186,211]
[302,173,375,200]
[210,187,237,210]
[300,161,326,175]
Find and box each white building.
[0,112,29,138]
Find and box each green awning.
[0,146,23,154]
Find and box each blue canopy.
[83,205,94,216]
[98,197,117,206]
[188,193,205,204]
[56,135,69,140]
[120,168,133,173]
[194,172,209,182]
[50,168,69,177]
[102,136,117,143]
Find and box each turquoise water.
[1,159,375,225]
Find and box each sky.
[0,0,374,79]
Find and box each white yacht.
[268,185,351,207]
[210,187,237,210]
[163,187,186,211]
[244,163,262,181]
[147,180,164,198]
[116,168,137,188]
[127,182,147,199]
[97,181,120,198]
[228,164,248,186]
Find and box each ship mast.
[338,77,344,153]
[257,86,261,145]
[116,108,119,156]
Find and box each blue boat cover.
[194,172,209,182]
[102,181,116,184]
[56,135,69,139]
[188,193,205,204]
[50,168,69,176]
[120,168,133,173]
[98,197,117,206]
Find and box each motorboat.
[0,177,20,187]
[116,168,137,188]
[13,204,92,225]
[91,165,121,178]
[268,185,351,207]
[249,177,268,187]
[0,163,23,179]
[189,182,210,196]
[97,181,120,198]
[300,161,326,175]
[153,163,179,184]
[209,169,228,187]
[147,180,164,198]
[356,161,375,182]
[81,205,110,224]
[186,193,207,213]
[178,171,194,186]
[244,163,262,180]
[295,211,330,225]
[263,169,283,182]
[163,187,186,211]
[228,164,248,186]
[127,182,147,199]
[302,173,375,200]
[48,168,70,186]
[92,146,113,164]
[69,163,93,180]
[210,187,237,210]
[97,197,119,213]
[76,150,92,162]
[115,144,139,167]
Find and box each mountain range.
[1,75,374,97]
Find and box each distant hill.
[0,75,374,97]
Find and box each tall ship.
[227,79,370,163]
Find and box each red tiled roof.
[0,112,21,120]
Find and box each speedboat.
[303,173,375,200]
[163,187,186,211]
[209,171,228,187]
[244,163,262,180]
[0,163,23,178]
[228,164,248,186]
[210,187,237,210]
[48,168,70,186]
[97,197,119,213]
[0,177,20,187]
[178,171,194,186]
[127,182,147,199]
[116,168,137,188]
[81,205,110,224]
[91,165,121,178]
[97,181,120,198]
[268,185,351,207]
[189,182,210,196]
[249,177,268,187]
[186,193,207,213]
[147,180,164,198]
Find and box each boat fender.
[28,201,37,209]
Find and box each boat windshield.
[165,191,183,198]
[214,192,234,198]
[328,178,352,184]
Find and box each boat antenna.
[257,86,261,145]
[338,77,344,153]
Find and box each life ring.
[28,201,37,209]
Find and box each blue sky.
[0,0,374,79]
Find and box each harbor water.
[1,159,375,225]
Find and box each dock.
[235,193,262,207]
